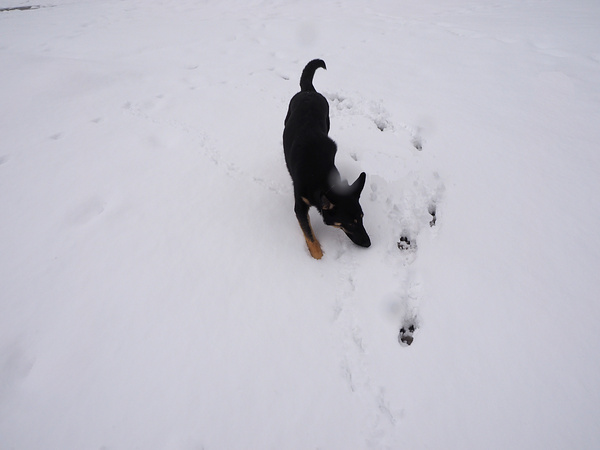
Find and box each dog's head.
[321,172,371,248]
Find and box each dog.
[283,59,371,259]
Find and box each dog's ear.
[321,194,335,210]
[350,172,366,197]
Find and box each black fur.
[283,59,371,259]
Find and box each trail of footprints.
[325,89,443,347]
[325,90,444,445]
[382,173,444,347]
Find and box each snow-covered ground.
[2,0,600,448]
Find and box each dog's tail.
[300,59,326,92]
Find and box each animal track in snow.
[428,203,438,227]
[397,235,417,252]
[393,122,424,151]
[398,323,416,346]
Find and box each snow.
[1,0,600,448]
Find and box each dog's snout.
[346,229,371,248]
[357,234,371,248]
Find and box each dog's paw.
[307,239,324,260]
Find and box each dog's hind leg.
[295,198,323,259]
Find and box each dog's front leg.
[295,198,323,259]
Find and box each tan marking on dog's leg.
[298,214,323,259]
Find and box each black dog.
[283,59,371,259]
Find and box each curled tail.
[299,59,327,92]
